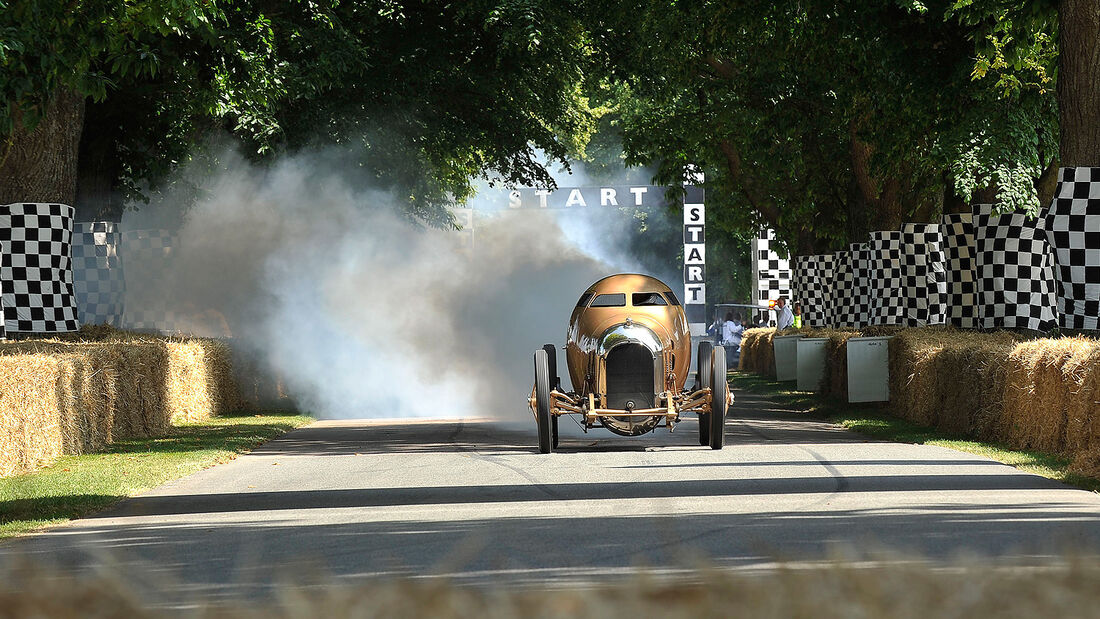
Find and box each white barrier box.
[796,337,828,392]
[774,334,804,382]
[847,336,893,402]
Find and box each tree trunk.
[1059,0,1100,166]
[1035,157,1060,208]
[75,100,125,221]
[0,89,86,205]
[873,178,902,231]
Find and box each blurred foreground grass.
[729,372,1100,493]
[0,413,312,540]
[3,558,1100,618]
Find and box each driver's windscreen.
[590,293,627,307]
[632,292,668,306]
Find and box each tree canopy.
[1,0,597,222]
[0,0,1095,260]
[587,0,1062,255]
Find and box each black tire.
[709,345,728,450]
[697,341,713,446]
[696,341,713,390]
[542,344,559,390]
[534,349,553,454]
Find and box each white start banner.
[682,184,706,335]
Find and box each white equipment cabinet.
[796,337,828,392]
[773,334,804,382]
[847,336,893,402]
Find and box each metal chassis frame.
[529,386,715,432]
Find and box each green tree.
[1,1,597,223]
[588,0,1060,255]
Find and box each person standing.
[775,297,794,330]
[793,303,804,329]
[720,312,743,349]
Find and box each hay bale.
[0,328,243,477]
[888,328,1020,436]
[739,328,777,377]
[999,337,1100,455]
[1068,344,1100,474]
[164,338,239,423]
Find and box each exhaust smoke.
[122,149,674,419]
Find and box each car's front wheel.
[534,348,553,454]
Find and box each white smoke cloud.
[121,148,672,419]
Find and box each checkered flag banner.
[0,240,4,340]
[869,231,907,326]
[792,253,833,327]
[852,243,874,328]
[751,228,791,306]
[1043,167,1100,330]
[72,222,125,326]
[831,248,858,328]
[900,223,948,327]
[120,228,182,333]
[941,213,979,329]
[0,203,81,333]
[973,204,1058,332]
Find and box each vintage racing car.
[529,274,732,453]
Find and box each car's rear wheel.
[534,348,553,454]
[697,341,713,446]
[709,345,727,450]
[542,343,561,449]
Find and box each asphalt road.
[6,390,1100,604]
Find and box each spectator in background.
[775,296,794,330]
[793,303,804,329]
[720,312,743,350]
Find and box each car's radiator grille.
[605,343,655,409]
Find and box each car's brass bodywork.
[530,274,730,441]
[565,274,691,399]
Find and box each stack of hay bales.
[736,324,1100,474]
[885,329,1100,472]
[888,328,1021,435]
[738,328,777,377]
[1001,337,1100,472]
[0,328,240,477]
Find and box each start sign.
[508,185,671,210]
[504,183,706,335]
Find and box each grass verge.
[0,412,312,540]
[729,371,1100,494]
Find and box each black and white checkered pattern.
[0,241,4,340]
[792,253,833,327]
[851,243,875,328]
[973,204,1058,331]
[1043,167,1100,330]
[0,203,80,333]
[121,228,181,332]
[900,223,948,326]
[751,229,792,306]
[72,222,125,326]
[941,213,979,329]
[869,231,907,326]
[831,248,857,327]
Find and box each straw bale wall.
[738,325,1100,472]
[0,329,240,477]
[738,328,778,377]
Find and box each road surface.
[5,390,1100,604]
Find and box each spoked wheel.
[697,341,713,446]
[542,344,560,449]
[709,345,728,450]
[533,348,553,454]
